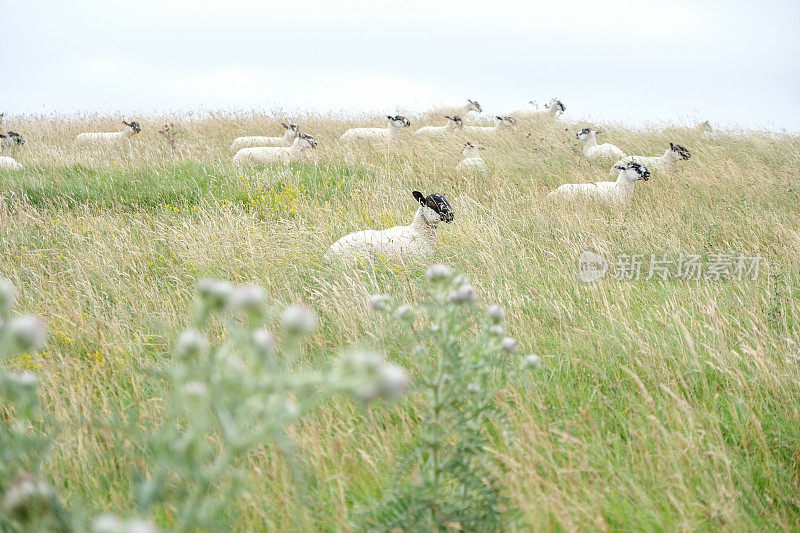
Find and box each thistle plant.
[364,266,541,532]
[128,279,408,531]
[0,277,68,532]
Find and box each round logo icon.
[577,250,608,283]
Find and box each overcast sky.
[2,0,799,131]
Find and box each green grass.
[1,113,799,530]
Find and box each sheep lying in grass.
[341,115,411,142]
[455,142,486,172]
[329,191,454,263]
[609,143,690,176]
[415,116,464,137]
[233,133,317,165]
[0,155,22,170]
[463,115,516,135]
[577,127,626,160]
[0,131,25,153]
[231,122,300,150]
[76,120,141,145]
[429,99,482,117]
[548,161,650,205]
[514,98,566,120]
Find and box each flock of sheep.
[0,99,703,263]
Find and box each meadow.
[1,111,799,531]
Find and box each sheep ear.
[614,165,625,170]
[281,122,288,129]
[412,191,426,205]
[444,115,452,120]
[123,120,131,126]
[670,142,674,149]
[595,129,603,134]
[387,115,393,120]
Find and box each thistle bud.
[252,329,277,358]
[2,473,55,521]
[368,294,391,312]
[487,304,505,322]
[425,264,452,282]
[174,329,209,360]
[6,315,46,354]
[197,278,233,311]
[501,337,518,354]
[230,283,265,316]
[281,303,317,336]
[524,353,542,370]
[0,277,16,317]
[377,363,410,400]
[396,304,415,322]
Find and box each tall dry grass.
[1,110,799,530]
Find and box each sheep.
[463,115,516,135]
[76,120,141,145]
[414,116,464,137]
[0,155,22,170]
[328,191,454,263]
[576,127,626,160]
[429,99,482,117]
[340,115,411,142]
[230,122,300,150]
[455,142,486,172]
[548,161,650,205]
[232,132,318,165]
[514,98,566,120]
[0,131,25,153]
[609,143,690,176]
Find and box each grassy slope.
[1,113,799,530]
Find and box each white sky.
[2,0,799,131]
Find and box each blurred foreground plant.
[0,277,69,532]
[128,279,408,532]
[363,266,541,532]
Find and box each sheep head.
[412,191,454,224]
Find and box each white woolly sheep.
[340,115,411,142]
[455,142,486,172]
[548,161,650,205]
[463,115,516,135]
[577,127,626,160]
[415,115,464,137]
[0,131,25,154]
[514,98,566,120]
[328,191,454,263]
[429,99,482,117]
[0,155,22,170]
[609,143,690,176]
[232,132,318,165]
[230,122,300,150]
[76,120,141,145]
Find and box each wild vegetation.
[0,112,799,531]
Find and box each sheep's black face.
[627,161,650,180]
[447,116,463,127]
[300,133,318,148]
[671,143,691,160]
[468,99,482,112]
[125,121,141,134]
[428,193,454,223]
[290,123,300,132]
[413,191,454,223]
[576,127,592,139]
[7,131,24,145]
[388,115,410,127]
